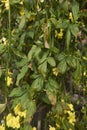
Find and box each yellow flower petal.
[0,124,5,130]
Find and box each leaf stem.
[5,0,11,128]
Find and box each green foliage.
[0,0,87,129]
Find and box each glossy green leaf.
[9,87,26,97]
[16,58,28,68]
[28,45,37,61]
[72,2,79,20]
[38,61,47,78]
[58,60,67,74]
[19,16,26,30]
[47,57,56,67]
[73,61,82,81]
[57,52,66,61]
[26,100,36,122]
[57,20,69,29]
[70,24,79,38]
[16,65,28,85]
[31,76,43,92]
[66,56,77,68]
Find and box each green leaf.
[72,2,79,20]
[38,61,47,78]
[48,77,59,90]
[45,78,59,105]
[66,28,71,51]
[28,31,34,39]
[24,125,32,130]
[0,44,5,54]
[19,16,26,30]
[56,102,63,114]
[39,92,51,105]
[11,0,20,4]
[38,51,49,64]
[70,24,79,38]
[16,58,28,68]
[31,76,43,92]
[12,48,26,58]
[73,61,82,81]
[16,65,28,86]
[50,47,59,54]
[47,57,56,67]
[50,18,57,25]
[58,60,67,74]
[62,1,69,11]
[57,52,66,61]
[26,100,36,122]
[46,90,56,106]
[57,20,69,29]
[0,70,2,77]
[0,103,6,114]
[28,45,37,61]
[9,87,26,97]
[66,56,77,68]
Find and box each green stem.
[5,0,11,99]
[5,0,11,128]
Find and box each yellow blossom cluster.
[7,76,13,87]
[49,125,56,130]
[1,0,9,10]
[67,111,76,125]
[65,103,76,126]
[52,67,58,76]
[40,0,44,3]
[68,103,74,111]
[20,0,24,5]
[0,124,5,130]
[6,113,20,129]
[2,104,26,129]
[55,29,64,39]
[32,127,37,130]
[6,70,13,87]
[14,103,26,118]
[69,12,73,21]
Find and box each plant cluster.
[0,0,87,130]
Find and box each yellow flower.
[55,29,64,39]
[14,104,20,114]
[29,15,35,22]
[32,127,36,130]
[14,104,26,118]
[2,37,8,45]
[1,0,9,10]
[56,123,60,128]
[8,69,12,75]
[61,99,64,102]
[49,125,56,130]
[68,103,74,111]
[20,0,24,5]
[0,124,5,130]
[7,76,13,87]
[40,0,44,3]
[19,9,25,16]
[52,67,58,76]
[6,113,20,129]
[67,111,76,125]
[69,12,73,21]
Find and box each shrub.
[0,0,87,130]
